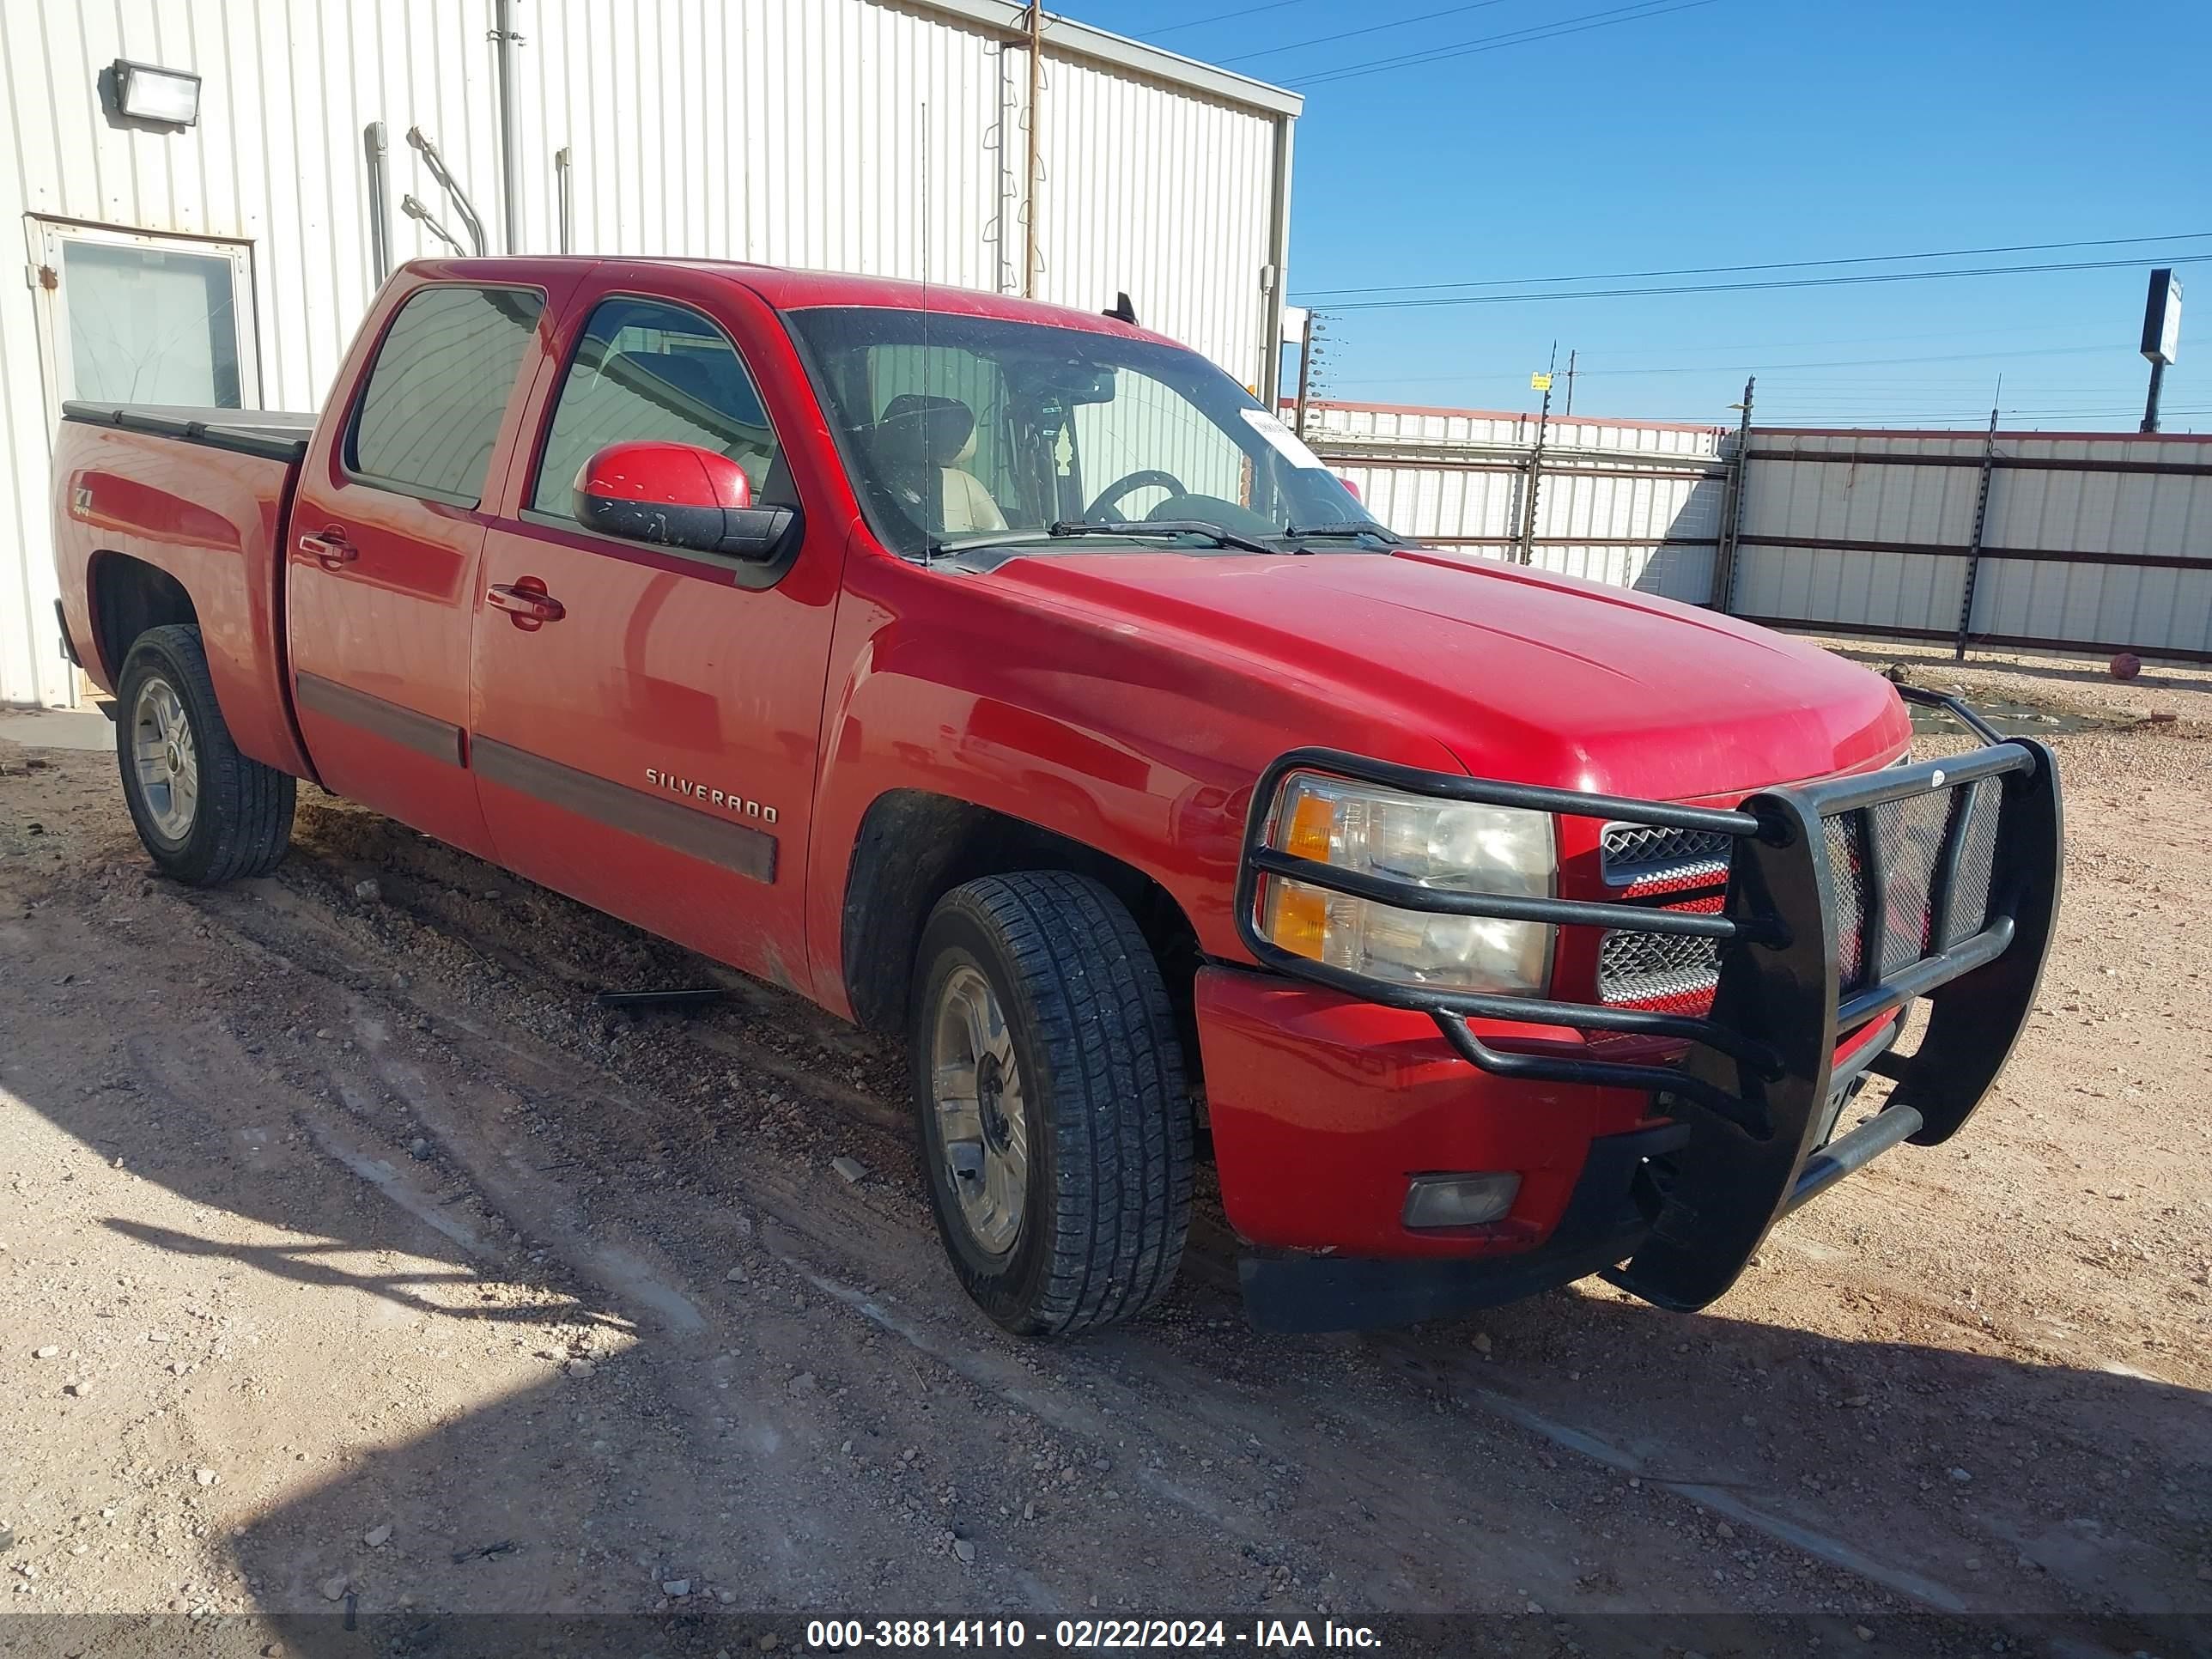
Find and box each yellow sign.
[1530,373,1553,391]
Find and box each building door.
[26,222,260,707]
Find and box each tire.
[910,872,1194,1336]
[115,624,295,885]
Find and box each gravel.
[2,652,2203,1628]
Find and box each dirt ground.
[1,643,2207,1656]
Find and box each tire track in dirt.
[15,753,2200,1635]
[165,816,1802,1616]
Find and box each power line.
[1327,347,2141,393]
[1334,348,2131,389]
[1218,0,1518,64]
[1515,320,2118,356]
[1784,409,2212,427]
[1329,323,2113,371]
[1291,0,1722,88]
[1590,343,2124,375]
[1316,252,2212,310]
[1144,0,1318,37]
[1298,232,2212,300]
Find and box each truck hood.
[989,546,1910,799]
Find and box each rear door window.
[529,296,788,519]
[347,285,544,506]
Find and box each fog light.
[1402,1171,1521,1230]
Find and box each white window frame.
[25,218,261,417]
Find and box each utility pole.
[1710,375,1755,614]
[1955,386,2002,660]
[1292,307,1316,440]
[1024,3,1045,298]
[1562,348,1578,417]
[1518,343,1557,564]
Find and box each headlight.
[1258,771,1556,995]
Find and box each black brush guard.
[1233,689,2063,1312]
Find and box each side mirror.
[574,441,798,562]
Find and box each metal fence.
[1726,428,2212,664]
[1300,402,2212,665]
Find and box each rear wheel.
[910,872,1193,1336]
[115,624,295,884]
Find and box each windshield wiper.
[1048,519,1282,556]
[1283,520,1406,545]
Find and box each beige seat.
[872,394,1007,535]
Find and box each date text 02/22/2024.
[801,1619,1383,1650]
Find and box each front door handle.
[298,526,357,570]
[486,579,565,629]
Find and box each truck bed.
[61,401,316,463]
[52,400,315,780]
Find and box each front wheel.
[910,872,1193,1336]
[115,624,295,884]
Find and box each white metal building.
[0,0,1300,708]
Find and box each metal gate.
[1303,403,2212,665]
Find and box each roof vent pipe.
[490,0,526,252]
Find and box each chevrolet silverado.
[51,257,2062,1336]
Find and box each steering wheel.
[1085,468,1187,522]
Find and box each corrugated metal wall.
[1300,403,1732,604]
[526,0,1014,294]
[1039,52,1277,388]
[1734,429,2212,661]
[1300,403,2212,663]
[0,0,507,708]
[0,0,1294,707]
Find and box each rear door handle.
[297,527,358,569]
[486,580,565,629]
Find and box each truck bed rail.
[62,400,314,465]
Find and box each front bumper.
[1237,1119,1691,1334]
[1220,689,2063,1328]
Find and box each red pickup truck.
[51,257,2062,1336]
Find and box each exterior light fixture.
[112,59,202,126]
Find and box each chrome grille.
[1597,821,1728,1008]
[1597,778,2008,1012]
[1600,823,1731,888]
[1823,813,1867,988]
[1870,791,1951,975]
[1598,927,1720,1012]
[1944,781,2001,949]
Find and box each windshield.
[786,306,1389,556]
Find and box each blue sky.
[1072,0,2209,430]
